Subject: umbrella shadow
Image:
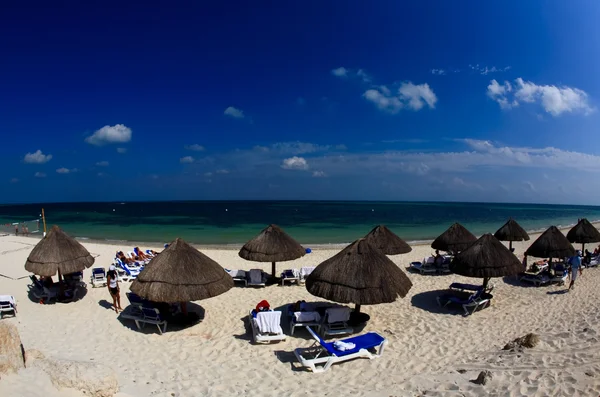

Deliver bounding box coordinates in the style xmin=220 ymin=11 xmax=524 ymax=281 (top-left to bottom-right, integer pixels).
xmin=410 ymin=290 xmax=466 ymax=316
xmin=116 ymin=302 xmax=206 ymax=334
xmin=26 ymin=284 xmax=88 ymax=304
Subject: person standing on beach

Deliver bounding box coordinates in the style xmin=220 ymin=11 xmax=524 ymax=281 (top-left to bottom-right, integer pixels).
xmin=568 ymin=250 xmax=583 ymax=291
xmin=107 ymin=265 xmax=122 ymax=313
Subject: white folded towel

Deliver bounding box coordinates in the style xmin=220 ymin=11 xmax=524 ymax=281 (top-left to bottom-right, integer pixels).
xmin=300 ymin=267 xmax=315 ymax=278
xmin=294 ymin=311 xmax=321 ymax=323
xmin=333 ymin=341 xmax=355 ymax=351
xmin=255 ymin=311 xmax=283 ymax=334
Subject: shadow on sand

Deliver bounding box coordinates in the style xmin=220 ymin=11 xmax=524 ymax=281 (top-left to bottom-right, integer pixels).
xmin=116 ymin=302 xmax=205 ymax=334
xmin=410 ymin=290 xmax=466 ymax=316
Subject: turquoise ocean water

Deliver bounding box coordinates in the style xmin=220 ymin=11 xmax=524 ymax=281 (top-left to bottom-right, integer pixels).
xmin=1 ymin=201 xmax=599 ymax=246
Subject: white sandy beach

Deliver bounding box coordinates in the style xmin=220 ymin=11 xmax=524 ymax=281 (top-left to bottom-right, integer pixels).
xmin=1 ymin=229 xmax=600 ymax=397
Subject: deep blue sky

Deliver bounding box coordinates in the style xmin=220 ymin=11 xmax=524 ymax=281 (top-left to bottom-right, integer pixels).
xmin=2 ymin=1 xmax=600 ymax=204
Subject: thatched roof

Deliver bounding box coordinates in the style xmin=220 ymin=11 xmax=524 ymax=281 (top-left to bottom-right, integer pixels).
xmin=525 ymin=226 xmax=575 ymax=258
xmin=364 ymin=225 xmax=412 ymax=255
xmin=494 ymin=219 xmax=530 ymax=242
xmin=305 ymin=238 xmax=412 ymax=305
xmin=238 ymin=224 xmax=305 ymax=262
xmin=567 ymin=218 xmax=600 ymax=244
xmin=25 ymin=225 xmax=94 ymax=277
xmin=431 ymin=223 xmax=477 ymax=253
xmin=131 ymin=238 xmax=233 ymax=303
xmin=450 ymin=234 xmax=523 ymax=278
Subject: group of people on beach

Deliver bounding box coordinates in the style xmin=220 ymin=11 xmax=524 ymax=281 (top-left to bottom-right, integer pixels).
xmin=521 ymin=250 xmax=586 ymax=291
xmin=108 ymin=246 xmax=161 ymax=313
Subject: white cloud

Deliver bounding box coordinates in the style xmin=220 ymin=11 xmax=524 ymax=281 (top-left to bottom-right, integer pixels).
xmin=180 ymin=156 xmax=194 ymax=164
xmin=431 ymin=69 xmax=446 ymax=75
xmin=524 ymin=181 xmax=536 ymax=192
xmin=331 ymin=67 xmax=370 ymax=82
xmin=331 ymin=67 xmax=348 ymax=77
xmin=10 ymin=178 xmax=18 ymax=183
xmin=85 ymin=124 xmax=132 ymax=145
xmin=356 ymin=69 xmax=371 ymax=83
xmin=364 ymin=82 xmax=437 ymax=113
xmin=34 ymin=172 xmax=46 ymax=178
xmin=97 ymin=172 xmax=106 ymax=177
xmin=116 ymin=147 xmax=127 ymax=154
xmin=96 ymin=161 xmax=109 ymax=167
xmin=224 ymin=106 xmax=245 ymax=119
xmin=399 ymin=82 xmax=438 ymax=110
xmin=204 ymin=172 xmax=213 ymax=177
xmin=56 ymin=167 xmax=77 ymax=174
xmin=185 ymin=144 xmax=205 ymax=152
xmin=24 ymin=150 xmax=52 ymax=164
xmin=312 ymin=170 xmax=326 ymax=177
xmin=470 ymin=64 xmax=511 ymax=75
xmin=215 ymin=169 xmax=229 ymax=174
xmin=487 ymin=78 xmax=593 ymax=116
xmin=281 ymin=156 xmax=309 ymax=170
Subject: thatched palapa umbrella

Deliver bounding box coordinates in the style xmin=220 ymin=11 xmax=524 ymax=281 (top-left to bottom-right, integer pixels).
xmin=525 ymin=226 xmax=575 ymax=259
xmin=494 ymin=218 xmax=530 ymax=250
xmin=451 ymin=234 xmax=523 ymax=290
xmin=25 ymin=225 xmax=94 ymax=278
xmin=431 ymin=223 xmax=477 ymax=254
xmin=239 ymin=224 xmax=305 ymax=278
xmin=131 ymin=238 xmax=233 ymax=304
xmin=364 ymin=225 xmax=412 ymax=255
xmin=306 ymin=238 xmax=412 ymax=315
xmin=567 ymin=218 xmax=600 ymax=252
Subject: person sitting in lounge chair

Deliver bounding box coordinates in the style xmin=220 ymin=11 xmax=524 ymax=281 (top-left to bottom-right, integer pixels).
xmin=433 ymin=250 xmax=444 ymax=269
xmin=134 ymin=247 xmax=150 ymax=260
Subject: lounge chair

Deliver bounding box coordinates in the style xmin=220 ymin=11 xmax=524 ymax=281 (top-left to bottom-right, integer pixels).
xmin=437 ymin=289 xmax=492 ymax=315
xmin=246 ymin=269 xmax=267 ymax=287
xmin=63 ymin=271 xmax=83 ymax=283
xmin=249 ymin=310 xmax=286 ymax=343
xmin=91 ymin=267 xmax=107 ymax=288
xmin=439 ymin=256 xmax=453 ymax=274
xmin=520 ymin=271 xmax=553 ymax=287
xmin=225 ymin=269 xmax=248 ymax=286
xmin=586 ymin=256 xmax=599 ymax=268
xmin=28 ymin=276 xmax=58 ymax=303
xmin=0 ymin=295 xmax=17 ymax=318
xmin=280 ymin=269 xmax=300 ymax=286
xmin=321 ymin=307 xmax=353 ymax=337
xmin=134 ymin=307 xmax=168 ymax=334
xmin=299 ymin=267 xmax=315 ymax=283
xmin=294 ymin=326 xmax=387 ymax=373
xmin=288 ymin=304 xmax=322 ymax=335
xmin=115 ymin=258 xmax=140 ymax=279
xmin=409 ymin=257 xmax=438 ymax=275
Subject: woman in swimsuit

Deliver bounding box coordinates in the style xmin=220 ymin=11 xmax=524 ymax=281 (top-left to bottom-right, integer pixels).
xmin=107 ymin=265 xmax=123 ymax=313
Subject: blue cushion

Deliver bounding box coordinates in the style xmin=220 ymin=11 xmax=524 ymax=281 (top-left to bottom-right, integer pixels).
xmin=320 ymin=332 xmax=385 ymax=357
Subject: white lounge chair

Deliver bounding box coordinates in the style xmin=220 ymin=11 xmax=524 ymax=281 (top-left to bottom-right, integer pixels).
xmin=409 ymin=257 xmax=438 ymax=275
xmin=246 ymin=269 xmax=267 ymax=287
xmin=288 ymin=304 xmax=322 ymax=335
xmin=322 ymin=307 xmax=353 ymax=337
xmin=0 ymin=295 xmax=17 ymax=318
xmin=280 ymin=269 xmax=300 ymax=286
xmin=91 ymin=267 xmax=107 ymax=287
xmin=250 ymin=310 xmax=286 ymax=343
xmin=294 ymin=326 xmax=387 ymax=373
xmin=135 ymin=307 xmax=168 ymax=334
xmin=299 ymin=267 xmax=315 ymax=283
xmin=226 ymin=269 xmax=248 ymax=286
xmin=115 ymin=258 xmax=140 ymax=280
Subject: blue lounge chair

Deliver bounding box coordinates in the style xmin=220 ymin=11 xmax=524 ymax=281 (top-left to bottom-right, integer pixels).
xmin=294 ymin=326 xmax=387 ymax=373
xmin=91 ymin=267 xmax=107 ymax=287
xmin=280 ymin=269 xmax=299 ymax=286
xmin=437 ymin=289 xmax=492 ymax=315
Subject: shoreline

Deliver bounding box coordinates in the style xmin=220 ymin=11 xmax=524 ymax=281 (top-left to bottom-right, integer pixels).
xmin=5 ymin=220 xmax=598 ymax=251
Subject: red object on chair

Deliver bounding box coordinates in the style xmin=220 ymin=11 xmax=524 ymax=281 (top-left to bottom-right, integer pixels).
xmin=255 ymin=300 xmax=270 ymax=312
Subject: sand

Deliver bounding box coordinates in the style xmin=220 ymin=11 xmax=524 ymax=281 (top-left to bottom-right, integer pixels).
xmin=1 ymin=230 xmax=600 ymax=397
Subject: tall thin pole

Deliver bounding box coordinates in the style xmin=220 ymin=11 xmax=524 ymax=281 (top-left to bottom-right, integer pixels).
xmin=41 ymin=208 xmax=47 ymax=236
